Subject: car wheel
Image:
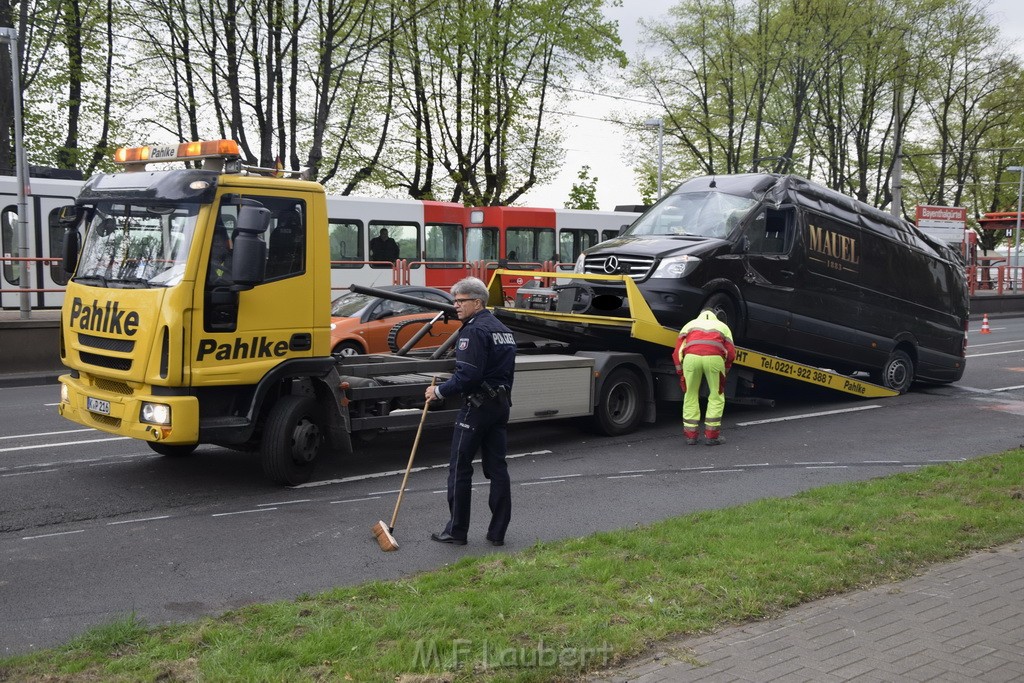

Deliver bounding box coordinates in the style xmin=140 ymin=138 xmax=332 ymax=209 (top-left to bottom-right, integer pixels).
xmin=703 ymin=292 xmax=741 ymax=338
xmin=877 ymin=349 xmax=915 ymax=394
xmin=261 ymin=395 xmax=323 ymax=485
xmin=332 ymin=341 xmax=363 ymax=357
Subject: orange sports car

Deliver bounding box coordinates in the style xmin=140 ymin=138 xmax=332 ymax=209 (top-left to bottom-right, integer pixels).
xmin=329 ymin=285 xmax=460 ymax=356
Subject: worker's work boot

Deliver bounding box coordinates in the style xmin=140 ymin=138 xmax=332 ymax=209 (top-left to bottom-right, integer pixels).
xmin=704 ymin=430 xmax=724 ymax=446
xmin=684 ymin=429 xmax=699 ymax=446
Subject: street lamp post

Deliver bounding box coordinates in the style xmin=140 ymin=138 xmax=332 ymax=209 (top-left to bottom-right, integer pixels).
xmin=644 ymin=117 xmax=663 ymax=199
xmin=1008 ymin=166 xmax=1024 ymax=287
xmin=0 ymin=28 xmax=32 ymax=318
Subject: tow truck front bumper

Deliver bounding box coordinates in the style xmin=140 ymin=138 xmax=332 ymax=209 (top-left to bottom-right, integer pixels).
xmin=58 ymin=373 xmax=200 ymax=444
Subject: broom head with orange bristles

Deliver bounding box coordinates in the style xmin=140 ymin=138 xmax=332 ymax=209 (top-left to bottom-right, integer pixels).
xmin=372 ymin=519 xmax=399 ymax=551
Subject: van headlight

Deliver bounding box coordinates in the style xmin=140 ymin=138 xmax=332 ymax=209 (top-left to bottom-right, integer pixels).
xmin=140 ymin=402 xmax=171 ymax=425
xmin=650 ymin=255 xmax=701 ymax=278
xmin=573 ymin=254 xmax=586 ymax=273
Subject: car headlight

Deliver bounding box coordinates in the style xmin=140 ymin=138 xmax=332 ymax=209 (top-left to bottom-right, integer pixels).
xmin=573 ymin=254 xmax=586 ymax=273
xmin=650 ymin=254 xmax=701 ymax=278
xmin=140 ymin=402 xmax=171 ymax=425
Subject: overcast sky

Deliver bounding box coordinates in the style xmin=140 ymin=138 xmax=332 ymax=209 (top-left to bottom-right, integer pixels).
xmin=526 ymin=0 xmax=1024 ymax=211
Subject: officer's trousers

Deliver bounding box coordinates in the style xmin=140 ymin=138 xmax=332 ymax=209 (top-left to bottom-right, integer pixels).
xmin=682 ymin=353 xmax=727 ymax=439
xmin=444 ymin=399 xmax=512 ymax=542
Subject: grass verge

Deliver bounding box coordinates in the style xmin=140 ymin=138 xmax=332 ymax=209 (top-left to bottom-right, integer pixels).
xmin=3 ymin=451 xmax=1024 ymax=682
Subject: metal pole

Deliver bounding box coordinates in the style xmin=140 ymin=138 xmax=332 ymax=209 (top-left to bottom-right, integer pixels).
xmin=0 ymin=28 xmax=32 ymax=318
xmin=645 ymin=118 xmax=664 ymax=199
xmin=1016 ymin=169 xmax=1023 ymax=287
xmin=655 ymin=119 xmax=663 ymax=200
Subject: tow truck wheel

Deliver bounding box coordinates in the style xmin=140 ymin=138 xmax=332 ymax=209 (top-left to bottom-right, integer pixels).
xmin=590 ymin=367 xmax=644 ymax=436
xmin=262 ymin=395 xmax=323 ymax=485
xmin=877 ymin=349 xmax=915 ymax=394
xmin=147 ymin=443 xmax=198 ymax=457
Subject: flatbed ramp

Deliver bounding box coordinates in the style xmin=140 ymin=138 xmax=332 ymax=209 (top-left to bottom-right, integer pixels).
xmin=488 ymin=270 xmax=898 ymax=399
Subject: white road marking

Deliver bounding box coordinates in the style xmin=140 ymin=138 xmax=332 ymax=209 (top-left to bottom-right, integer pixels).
xmin=295 ymin=449 xmax=553 ymax=488
xmin=0 ymin=428 xmax=95 ymax=441
xmin=607 ymin=474 xmax=644 ymax=480
xmin=211 ymin=507 xmax=277 ymax=517
xmin=330 ymin=496 xmax=382 ymax=504
xmin=701 ymin=469 xmax=743 ymax=474
xmin=107 ymin=515 xmax=171 ymax=525
xmin=0 ymin=436 xmax=130 ymax=453
xmin=22 ymin=529 xmax=85 ymax=541
xmin=1 ymin=468 xmax=58 ymax=477
xmin=258 ymin=499 xmax=311 ymax=507
xmin=737 ymin=405 xmax=881 ymax=427
xmin=966 ymin=349 xmax=1024 ymax=358
xmin=521 ymin=479 xmax=565 ymax=486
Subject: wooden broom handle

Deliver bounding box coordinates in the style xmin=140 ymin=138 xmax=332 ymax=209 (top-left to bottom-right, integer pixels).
xmin=389 ymin=376 xmax=436 ymax=529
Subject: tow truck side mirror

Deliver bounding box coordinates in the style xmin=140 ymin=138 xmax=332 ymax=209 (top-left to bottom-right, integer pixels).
xmin=58 ymin=205 xmax=83 ymax=275
xmin=232 ymin=204 xmax=270 ymax=286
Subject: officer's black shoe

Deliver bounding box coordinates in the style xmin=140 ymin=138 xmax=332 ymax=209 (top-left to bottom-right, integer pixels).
xmin=486 ymin=536 xmax=505 ymax=547
xmin=430 ymin=531 xmax=467 ymax=545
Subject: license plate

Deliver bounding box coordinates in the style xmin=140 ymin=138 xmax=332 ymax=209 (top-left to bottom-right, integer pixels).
xmin=87 ymin=397 xmax=111 ymax=415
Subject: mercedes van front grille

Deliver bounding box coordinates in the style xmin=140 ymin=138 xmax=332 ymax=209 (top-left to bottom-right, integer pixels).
xmin=580 ymin=254 xmax=655 ymax=280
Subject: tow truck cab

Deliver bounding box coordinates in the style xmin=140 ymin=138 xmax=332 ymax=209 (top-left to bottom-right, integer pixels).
xmin=57 ymin=141 xmax=341 ymax=472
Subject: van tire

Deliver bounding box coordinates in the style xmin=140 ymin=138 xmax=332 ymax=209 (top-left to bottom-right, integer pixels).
xmin=148 ymin=443 xmax=197 ymax=457
xmin=262 ymin=395 xmax=323 ymax=485
xmin=590 ymin=367 xmax=644 ymax=436
xmin=878 ymin=349 xmax=914 ymax=394
xmin=704 ymin=293 xmax=740 ymax=335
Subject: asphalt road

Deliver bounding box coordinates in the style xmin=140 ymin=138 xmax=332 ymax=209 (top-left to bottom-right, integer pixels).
xmin=3 ymin=315 xmax=1024 ymax=655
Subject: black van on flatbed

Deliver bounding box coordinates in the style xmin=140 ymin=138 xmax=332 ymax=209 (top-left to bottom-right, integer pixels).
xmin=574 ymin=173 xmax=968 ymax=393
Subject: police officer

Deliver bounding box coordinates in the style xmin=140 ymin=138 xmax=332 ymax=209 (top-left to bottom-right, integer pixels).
xmin=673 ymin=308 xmax=736 ymax=446
xmin=425 ymin=276 xmax=516 ymax=546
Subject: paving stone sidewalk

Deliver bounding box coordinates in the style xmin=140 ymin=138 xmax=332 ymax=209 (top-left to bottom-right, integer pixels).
xmin=590 ymin=540 xmax=1024 ymax=682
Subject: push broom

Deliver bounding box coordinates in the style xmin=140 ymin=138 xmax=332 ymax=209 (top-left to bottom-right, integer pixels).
xmin=372 ymin=376 xmax=436 ymax=551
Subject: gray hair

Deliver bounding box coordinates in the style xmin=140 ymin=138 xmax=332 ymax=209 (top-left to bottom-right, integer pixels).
xmin=450 ymin=276 xmax=489 ymax=303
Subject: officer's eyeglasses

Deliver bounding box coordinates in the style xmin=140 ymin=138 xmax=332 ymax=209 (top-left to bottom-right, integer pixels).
xmin=453 ymin=298 xmax=477 ymax=305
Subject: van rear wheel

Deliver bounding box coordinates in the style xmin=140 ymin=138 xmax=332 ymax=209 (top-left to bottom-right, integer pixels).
xmin=878 ymin=350 xmax=914 ymax=394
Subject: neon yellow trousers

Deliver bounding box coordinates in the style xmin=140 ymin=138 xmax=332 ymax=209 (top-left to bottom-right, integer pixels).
xmin=682 ymin=353 xmax=726 ymax=439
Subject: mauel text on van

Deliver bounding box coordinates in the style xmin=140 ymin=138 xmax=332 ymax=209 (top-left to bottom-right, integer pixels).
xmin=808 ymin=224 xmax=859 ymax=265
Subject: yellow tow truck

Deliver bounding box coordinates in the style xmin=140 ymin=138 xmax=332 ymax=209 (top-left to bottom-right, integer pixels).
xmin=55 ymin=140 xmax=895 ymax=486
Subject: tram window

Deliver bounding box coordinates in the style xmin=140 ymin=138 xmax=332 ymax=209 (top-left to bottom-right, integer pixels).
xmin=466 ymin=227 xmax=499 ymax=262
xmin=48 ymin=207 xmax=72 ymax=285
xmin=330 ymin=219 xmax=363 ymax=268
xmin=425 ymin=222 xmax=463 ymax=268
xmin=1 ymin=205 xmax=18 ymax=285
xmin=506 ymin=227 xmax=555 ymax=263
xmin=369 ymin=221 xmax=419 ymax=268
xmin=559 ymin=228 xmax=598 ymax=263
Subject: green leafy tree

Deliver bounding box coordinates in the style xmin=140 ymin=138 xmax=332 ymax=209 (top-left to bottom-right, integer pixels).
xmin=565 ymin=164 xmax=599 ymax=209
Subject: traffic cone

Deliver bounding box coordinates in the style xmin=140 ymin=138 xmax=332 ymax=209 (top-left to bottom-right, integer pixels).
xmin=981 ymin=313 xmax=991 ymax=334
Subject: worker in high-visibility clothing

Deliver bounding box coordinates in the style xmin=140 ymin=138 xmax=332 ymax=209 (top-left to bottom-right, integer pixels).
xmin=672 ymin=309 xmax=736 ymax=446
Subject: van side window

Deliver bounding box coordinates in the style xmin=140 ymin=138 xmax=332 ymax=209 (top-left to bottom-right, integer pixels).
xmin=746 ymin=209 xmax=791 ymax=254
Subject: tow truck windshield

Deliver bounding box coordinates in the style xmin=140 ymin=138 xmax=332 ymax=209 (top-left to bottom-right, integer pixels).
xmin=75 ymin=202 xmax=200 ymax=288
xmin=626 ymin=191 xmax=758 ymax=239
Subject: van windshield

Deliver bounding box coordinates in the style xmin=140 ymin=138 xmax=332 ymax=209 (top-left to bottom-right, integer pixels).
xmin=626 ymin=191 xmax=758 ymax=239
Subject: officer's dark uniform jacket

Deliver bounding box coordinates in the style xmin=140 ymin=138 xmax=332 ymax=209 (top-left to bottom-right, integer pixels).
xmin=435 ymin=308 xmax=516 ymax=403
